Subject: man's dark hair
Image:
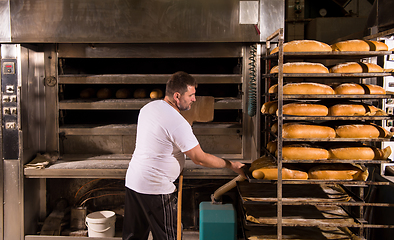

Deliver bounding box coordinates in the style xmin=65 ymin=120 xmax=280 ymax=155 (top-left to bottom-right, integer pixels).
xmin=166 ymin=71 xmax=197 ymax=97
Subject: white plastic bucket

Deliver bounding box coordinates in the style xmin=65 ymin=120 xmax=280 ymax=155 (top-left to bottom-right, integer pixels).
xmin=85 ymin=210 xmax=116 ymax=237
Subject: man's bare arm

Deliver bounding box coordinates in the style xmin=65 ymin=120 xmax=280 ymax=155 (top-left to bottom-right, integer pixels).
xmin=184 ymin=144 xmax=245 ymax=177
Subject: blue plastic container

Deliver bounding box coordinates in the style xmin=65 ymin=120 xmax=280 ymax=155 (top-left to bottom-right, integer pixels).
xmin=199 ymin=202 xmax=236 ymax=240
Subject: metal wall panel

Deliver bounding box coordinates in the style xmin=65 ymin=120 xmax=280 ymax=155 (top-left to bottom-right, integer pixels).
xmin=0 ymin=0 xmax=11 ymax=43
xmin=5 ymin=0 xmax=284 ymax=43
xmin=3 ymin=160 xmax=21 ymax=240
xmin=260 ymin=0 xmax=285 ymax=42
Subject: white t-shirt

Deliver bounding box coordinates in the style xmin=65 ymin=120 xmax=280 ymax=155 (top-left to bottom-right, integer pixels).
xmin=125 ymin=100 xmax=199 ymax=194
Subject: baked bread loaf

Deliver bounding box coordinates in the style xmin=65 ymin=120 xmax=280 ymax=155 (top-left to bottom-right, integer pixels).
xmin=115 ymin=88 xmax=131 ymax=99
xmin=277 ymin=122 xmax=336 ymax=138
xmin=328 ymin=145 xmax=391 ymax=160
xmin=252 ymin=165 xmax=308 ymax=180
xmin=331 ymin=40 xmax=370 ymax=52
xmin=261 ymin=101 xmax=278 ymax=114
xmin=80 ymin=88 xmax=96 ymax=99
xmin=96 ymin=88 xmax=112 ymax=99
xmin=268 ymin=84 xmax=278 ymax=93
xmin=334 ymin=83 xmax=386 ymax=94
xmin=250 ymin=156 xmax=308 ymax=180
xmin=283 ymin=103 xmax=328 ymax=116
xmin=266 ymin=141 xmax=277 ymax=154
xmin=330 ymin=62 xmax=383 ymax=73
xmin=308 ymin=164 xmax=368 ymax=180
xmin=133 ymin=88 xmax=146 ymax=98
xmin=269 ymin=82 xmax=334 ymax=95
xmin=280 ymin=144 xmax=329 ymax=160
xmin=270 ymin=40 xmax=331 ymax=55
xmin=270 ymin=62 xmax=329 ymax=74
xmin=366 ymin=40 xmax=389 ymax=51
xmin=335 ymin=123 xmax=389 ymax=138
xmin=328 ymin=103 xmax=385 ymax=116
xmin=150 ymin=89 xmax=163 ymax=99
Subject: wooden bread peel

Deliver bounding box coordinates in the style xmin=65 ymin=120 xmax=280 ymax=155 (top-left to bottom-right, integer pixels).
xmin=181 ymin=96 xmax=214 ymax=126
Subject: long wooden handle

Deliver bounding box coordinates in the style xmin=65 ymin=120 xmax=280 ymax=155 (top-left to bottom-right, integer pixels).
xmin=212 ymin=175 xmax=245 ymax=202
xmin=177 ymin=173 xmax=183 ymax=240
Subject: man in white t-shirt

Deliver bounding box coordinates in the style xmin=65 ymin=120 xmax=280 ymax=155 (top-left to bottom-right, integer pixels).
xmin=123 ymin=71 xmax=245 ymax=240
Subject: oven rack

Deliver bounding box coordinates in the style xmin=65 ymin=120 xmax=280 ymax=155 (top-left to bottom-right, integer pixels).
xmin=263 ymin=50 xmax=394 ymax=60
xmin=58 ymin=97 xmax=242 ymax=110
xmin=242 ymin=164 xmax=389 ymax=186
xmin=58 ymin=73 xmax=242 ymax=84
xmin=24 ymin=155 xmax=240 ymax=179
xmin=261 ymin=147 xmax=393 ymax=164
xmin=263 ymin=72 xmax=394 ymax=78
xmin=59 ymin=122 xmax=241 ymax=136
xmin=263 ymin=115 xmax=394 ymax=121
xmin=266 ymin=93 xmax=394 ymax=99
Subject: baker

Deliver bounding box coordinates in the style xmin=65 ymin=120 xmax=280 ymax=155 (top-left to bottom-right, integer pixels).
xmin=122 ymin=71 xmax=245 ymax=240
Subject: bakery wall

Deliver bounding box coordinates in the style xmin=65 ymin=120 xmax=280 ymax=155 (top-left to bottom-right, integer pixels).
xmin=286 ymin=0 xmax=375 ymax=43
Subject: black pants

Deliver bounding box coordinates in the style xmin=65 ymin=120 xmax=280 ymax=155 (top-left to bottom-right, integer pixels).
xmin=122 ymin=187 xmax=178 ymax=240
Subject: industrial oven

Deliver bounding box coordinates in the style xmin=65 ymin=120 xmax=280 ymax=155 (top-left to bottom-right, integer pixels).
xmin=0 ymin=0 xmax=284 ymax=239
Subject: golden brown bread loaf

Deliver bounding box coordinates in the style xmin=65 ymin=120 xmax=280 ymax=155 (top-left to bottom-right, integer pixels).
xmin=115 ymin=88 xmax=131 ymax=99
xmin=278 ymin=122 xmax=336 ymax=138
xmin=96 ymin=88 xmax=112 ymax=99
xmin=366 ymin=40 xmax=389 ymax=51
xmin=331 ymin=39 xmax=370 ymax=52
xmin=308 ymin=164 xmax=368 ymax=180
xmin=250 ymin=156 xmax=308 ymax=180
xmin=335 ymin=123 xmax=389 ymax=138
xmin=270 ymin=62 xmax=329 ymax=74
xmin=328 ymin=103 xmax=384 ymax=116
xmin=261 ymin=101 xmax=278 ymax=114
xmin=270 ymin=40 xmax=332 ymax=55
xmin=283 ymin=103 xmax=328 ymax=116
xmin=150 ymin=89 xmax=163 ymax=99
xmin=133 ymin=88 xmax=147 ymax=98
xmin=268 ymin=84 xmax=278 ymax=93
xmin=269 ymin=82 xmax=334 ymax=95
xmin=80 ymin=88 xmax=96 ymax=99
xmin=252 ymin=166 xmax=308 ymax=180
xmin=334 ymin=83 xmax=386 ymax=94
xmin=330 ymin=62 xmax=383 ymax=73
xmin=280 ymin=144 xmax=329 ymax=160
xmin=266 ymin=141 xmax=277 ymax=154
xmin=328 ymin=145 xmax=391 ymax=160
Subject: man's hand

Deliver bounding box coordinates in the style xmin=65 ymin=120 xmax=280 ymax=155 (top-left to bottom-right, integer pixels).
xmin=226 ymin=160 xmax=246 ymax=178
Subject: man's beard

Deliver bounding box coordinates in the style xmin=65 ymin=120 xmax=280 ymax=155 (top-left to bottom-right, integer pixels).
xmin=177 ymin=102 xmax=191 ymax=111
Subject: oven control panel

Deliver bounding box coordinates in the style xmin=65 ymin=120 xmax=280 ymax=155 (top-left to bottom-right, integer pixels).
xmin=1 ymin=59 xmax=19 ymax=159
